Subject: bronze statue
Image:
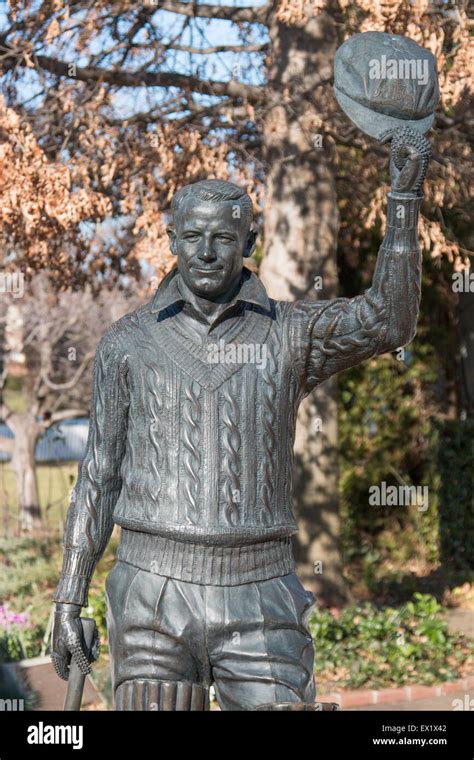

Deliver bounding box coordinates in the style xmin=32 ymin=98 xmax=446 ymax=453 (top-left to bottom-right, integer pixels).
xmin=51 ymin=32 xmax=438 ymax=711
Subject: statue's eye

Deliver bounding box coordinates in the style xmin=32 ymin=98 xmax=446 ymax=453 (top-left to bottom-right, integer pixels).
xmin=183 ymin=232 xmax=200 ymax=241
xmin=217 ymin=235 xmax=233 ymax=243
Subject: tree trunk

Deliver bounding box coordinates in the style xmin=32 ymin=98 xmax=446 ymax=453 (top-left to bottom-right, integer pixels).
xmin=458 ymin=288 xmax=474 ymax=418
xmin=8 ymin=411 xmax=42 ymax=531
xmin=259 ymin=5 xmax=348 ymax=604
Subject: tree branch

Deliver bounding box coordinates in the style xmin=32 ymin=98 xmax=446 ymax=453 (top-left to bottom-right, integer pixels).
xmin=0 ymin=365 xmax=8 ymax=392
xmin=168 ymin=42 xmax=268 ymax=54
xmin=39 ymin=350 xmax=94 ymax=392
xmin=0 ymin=402 xmax=12 ymax=422
xmin=155 ymin=0 xmax=270 ymax=24
xmin=1 ymin=48 xmax=265 ymax=103
xmin=48 ymin=408 xmax=89 ymax=423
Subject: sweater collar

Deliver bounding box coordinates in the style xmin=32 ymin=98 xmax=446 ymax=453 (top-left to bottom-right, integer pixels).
xmin=150 ymin=266 xmax=271 ymax=315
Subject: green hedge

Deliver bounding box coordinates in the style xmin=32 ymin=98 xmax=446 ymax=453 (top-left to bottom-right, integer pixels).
xmin=309 ymin=592 xmax=473 ymax=690
xmin=435 ymin=419 xmax=474 ymax=571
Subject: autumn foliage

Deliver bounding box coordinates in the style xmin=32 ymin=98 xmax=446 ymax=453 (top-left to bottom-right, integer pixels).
xmin=0 ymin=0 xmax=471 ymax=288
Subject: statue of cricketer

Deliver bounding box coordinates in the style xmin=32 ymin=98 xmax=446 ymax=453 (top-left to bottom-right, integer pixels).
xmin=51 ymin=32 xmax=438 ymax=711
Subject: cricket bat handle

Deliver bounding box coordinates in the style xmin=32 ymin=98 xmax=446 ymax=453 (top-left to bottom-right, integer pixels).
xmin=63 ymin=618 xmax=98 ymax=711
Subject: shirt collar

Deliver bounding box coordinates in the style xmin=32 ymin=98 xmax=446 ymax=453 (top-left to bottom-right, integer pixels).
xmin=150 ymin=266 xmax=271 ymax=315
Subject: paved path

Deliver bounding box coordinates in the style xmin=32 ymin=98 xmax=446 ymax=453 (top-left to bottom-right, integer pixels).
xmin=347 ymin=689 xmax=471 ymax=711
xmin=445 ymin=608 xmax=473 ymax=638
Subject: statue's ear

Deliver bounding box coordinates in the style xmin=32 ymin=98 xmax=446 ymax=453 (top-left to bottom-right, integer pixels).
xmin=167 ymin=225 xmax=177 ymax=256
xmin=244 ymin=229 xmax=257 ymax=258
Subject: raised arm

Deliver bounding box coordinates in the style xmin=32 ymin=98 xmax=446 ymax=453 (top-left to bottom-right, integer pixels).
xmin=290 ymin=128 xmax=430 ymax=396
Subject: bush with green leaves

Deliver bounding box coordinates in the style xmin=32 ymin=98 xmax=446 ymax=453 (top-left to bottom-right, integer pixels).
xmin=338 ymin=225 xmax=473 ymax=593
xmin=0 ymin=605 xmax=42 ymax=663
xmin=85 ymin=586 xmax=108 ymax=651
xmin=309 ymin=592 xmax=473 ymax=690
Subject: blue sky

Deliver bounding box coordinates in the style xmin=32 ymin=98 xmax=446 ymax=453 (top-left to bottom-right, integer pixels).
xmin=0 ymin=1 xmax=268 ymax=119
xmin=0 ymin=1 xmax=269 ymax=282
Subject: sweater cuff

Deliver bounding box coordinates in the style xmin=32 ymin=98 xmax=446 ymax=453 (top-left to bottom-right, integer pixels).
xmin=383 ymin=193 xmax=422 ymax=252
xmin=52 ymin=550 xmax=98 ymax=607
xmin=386 ymin=192 xmax=422 ymax=229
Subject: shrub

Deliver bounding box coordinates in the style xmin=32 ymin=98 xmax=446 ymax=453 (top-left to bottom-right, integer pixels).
xmin=0 ymin=605 xmax=42 ymax=663
xmin=309 ymin=592 xmax=474 ymax=690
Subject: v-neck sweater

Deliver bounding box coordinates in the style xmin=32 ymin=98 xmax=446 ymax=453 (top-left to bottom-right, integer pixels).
xmin=54 ymin=192 xmax=423 ymax=605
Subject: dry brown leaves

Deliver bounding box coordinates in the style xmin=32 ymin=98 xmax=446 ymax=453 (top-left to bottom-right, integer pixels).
xmin=0 ymin=94 xmax=111 ymax=285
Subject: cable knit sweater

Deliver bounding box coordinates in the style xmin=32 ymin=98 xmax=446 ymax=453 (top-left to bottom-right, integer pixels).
xmin=53 ymin=192 xmax=422 ymax=606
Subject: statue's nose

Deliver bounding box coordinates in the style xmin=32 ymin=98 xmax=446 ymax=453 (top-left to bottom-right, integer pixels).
xmin=199 ymin=243 xmax=216 ymax=261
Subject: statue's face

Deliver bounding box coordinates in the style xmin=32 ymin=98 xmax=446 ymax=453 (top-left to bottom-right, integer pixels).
xmin=169 ymin=198 xmax=255 ymax=299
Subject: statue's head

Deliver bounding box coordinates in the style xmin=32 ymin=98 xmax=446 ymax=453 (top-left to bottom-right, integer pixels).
xmin=168 ymin=179 xmax=256 ymax=300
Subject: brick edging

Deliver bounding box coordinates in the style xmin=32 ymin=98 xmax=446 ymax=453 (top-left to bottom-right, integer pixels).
xmin=319 ymin=675 xmax=474 ymax=708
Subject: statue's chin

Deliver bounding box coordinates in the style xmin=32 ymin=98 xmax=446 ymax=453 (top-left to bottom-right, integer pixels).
xmin=186 ymin=271 xmax=229 ymax=300
xmin=187 ymin=281 xmax=226 ymax=300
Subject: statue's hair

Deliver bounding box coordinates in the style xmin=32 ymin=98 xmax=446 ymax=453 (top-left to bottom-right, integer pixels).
xmin=171 ymin=179 xmax=253 ymax=227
